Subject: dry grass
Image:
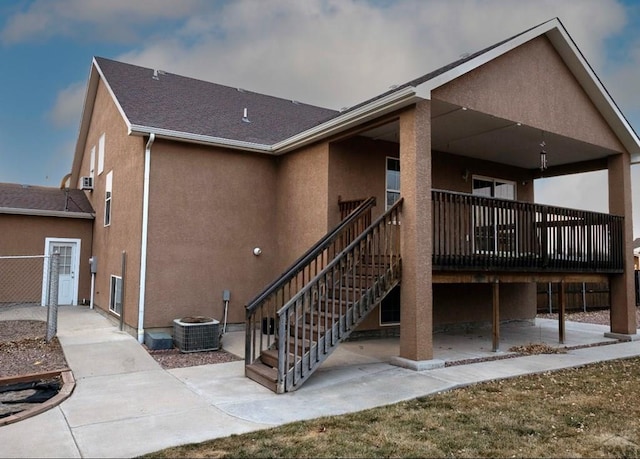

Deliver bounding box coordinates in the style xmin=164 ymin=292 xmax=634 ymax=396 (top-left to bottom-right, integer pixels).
xmin=145 ymin=357 xmax=640 ymax=458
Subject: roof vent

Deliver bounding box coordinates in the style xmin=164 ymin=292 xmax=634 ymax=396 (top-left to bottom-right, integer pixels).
xmin=291 ymin=100 xmax=300 ymax=105
xmin=389 ymin=84 xmax=398 ymax=89
xmin=152 ymin=69 xmax=166 ymax=80
xmin=242 ymin=108 xmax=251 ymax=123
xmin=237 ymin=88 xmax=246 ymax=93
xmin=340 ymin=107 xmax=349 ymax=112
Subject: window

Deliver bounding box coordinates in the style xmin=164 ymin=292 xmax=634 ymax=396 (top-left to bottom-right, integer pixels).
xmin=380 ymin=285 xmax=400 ymax=325
xmin=472 ymin=176 xmax=516 ymax=254
xmin=109 ymin=275 xmax=123 ymax=315
xmin=104 ymin=171 xmax=112 ymax=227
xmin=90 ymin=146 xmax=95 ymax=178
xmin=98 ymin=133 xmax=105 ymax=175
xmin=386 ymin=157 xmax=400 ymax=210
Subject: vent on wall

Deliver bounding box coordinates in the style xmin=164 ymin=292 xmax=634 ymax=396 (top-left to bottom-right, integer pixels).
xmin=80 ymin=176 xmax=93 ymax=191
xmin=173 ymin=317 xmax=220 ymax=352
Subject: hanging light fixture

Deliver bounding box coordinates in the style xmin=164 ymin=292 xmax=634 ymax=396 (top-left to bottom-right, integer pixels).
xmin=540 ymin=140 xmax=547 ymax=171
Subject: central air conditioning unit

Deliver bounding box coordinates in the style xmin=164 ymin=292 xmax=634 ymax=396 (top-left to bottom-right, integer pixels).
xmin=80 ymin=176 xmax=93 ymax=191
xmin=173 ymin=316 xmax=220 ymax=352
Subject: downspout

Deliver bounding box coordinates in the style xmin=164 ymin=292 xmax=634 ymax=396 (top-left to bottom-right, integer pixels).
xmin=137 ymin=133 xmax=155 ymax=343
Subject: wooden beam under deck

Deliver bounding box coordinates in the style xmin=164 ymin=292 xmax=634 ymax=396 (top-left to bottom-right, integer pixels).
xmin=492 ymin=281 xmax=500 ymax=352
xmin=432 ymin=272 xmax=610 ymax=284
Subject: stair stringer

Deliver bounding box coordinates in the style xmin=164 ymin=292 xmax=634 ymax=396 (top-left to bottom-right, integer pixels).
xmin=280 ymin=261 xmax=401 ymax=393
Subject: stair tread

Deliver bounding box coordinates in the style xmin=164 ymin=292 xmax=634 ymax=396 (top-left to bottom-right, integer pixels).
xmin=247 ymin=361 xmax=278 ymax=381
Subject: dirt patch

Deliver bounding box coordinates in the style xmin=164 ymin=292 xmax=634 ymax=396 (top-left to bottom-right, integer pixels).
xmin=508 ymin=342 xmax=568 ymax=355
xmin=0 ymin=321 xmax=68 ymax=378
xmin=146 ymin=347 xmax=242 ymax=370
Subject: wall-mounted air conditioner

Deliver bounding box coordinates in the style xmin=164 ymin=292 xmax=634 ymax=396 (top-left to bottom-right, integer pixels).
xmin=80 ymin=176 xmax=93 ymax=191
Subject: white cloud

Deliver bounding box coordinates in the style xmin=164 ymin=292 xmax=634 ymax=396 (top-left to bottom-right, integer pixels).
xmin=1 ymin=0 xmax=208 ymax=44
xmin=111 ymin=0 xmax=627 ymax=110
xmin=48 ymin=81 xmax=85 ymax=128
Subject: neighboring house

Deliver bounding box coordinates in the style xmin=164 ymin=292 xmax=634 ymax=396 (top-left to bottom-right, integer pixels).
xmin=0 ymin=183 xmax=94 ymax=306
xmin=634 ymin=238 xmax=640 ymax=270
xmin=58 ymin=17 xmax=640 ymax=392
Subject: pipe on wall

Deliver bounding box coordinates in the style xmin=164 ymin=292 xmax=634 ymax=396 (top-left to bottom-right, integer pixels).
xmin=137 ymin=133 xmax=155 ymax=343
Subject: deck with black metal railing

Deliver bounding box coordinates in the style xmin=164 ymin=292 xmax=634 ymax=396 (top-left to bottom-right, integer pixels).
xmin=432 ymin=189 xmax=624 ymax=273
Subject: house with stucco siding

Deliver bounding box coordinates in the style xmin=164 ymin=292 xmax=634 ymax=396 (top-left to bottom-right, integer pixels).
xmin=15 ymin=17 xmax=635 ymax=392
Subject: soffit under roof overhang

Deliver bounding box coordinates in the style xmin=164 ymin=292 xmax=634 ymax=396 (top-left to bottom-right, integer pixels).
xmin=359 ymin=100 xmax=623 ymax=171
xmin=359 ymin=19 xmax=640 ymax=169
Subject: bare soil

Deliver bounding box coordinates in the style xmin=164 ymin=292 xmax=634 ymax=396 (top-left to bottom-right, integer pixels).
xmin=145 ymin=347 xmax=241 ymax=369
xmin=0 ymin=321 xmax=67 ymax=378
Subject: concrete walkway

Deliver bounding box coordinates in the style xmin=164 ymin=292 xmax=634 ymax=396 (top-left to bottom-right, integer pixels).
xmin=1 ymin=305 xmax=639 ymax=458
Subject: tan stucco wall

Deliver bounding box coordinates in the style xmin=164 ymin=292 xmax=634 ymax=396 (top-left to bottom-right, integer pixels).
xmin=274 ymin=143 xmax=330 ymax=270
xmin=433 ymin=283 xmax=535 ymax=327
xmin=328 ymin=136 xmax=398 ymax=228
xmin=0 ymin=214 xmax=93 ymax=303
xmin=432 ymin=151 xmax=534 ymax=200
xmin=74 ymin=79 xmax=145 ymax=327
xmin=433 ymin=36 xmax=625 ymax=153
xmin=144 ymin=141 xmax=278 ymax=327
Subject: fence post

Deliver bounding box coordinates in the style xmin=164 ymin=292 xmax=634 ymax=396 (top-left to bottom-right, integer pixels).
xmin=46 ymin=252 xmax=60 ymax=342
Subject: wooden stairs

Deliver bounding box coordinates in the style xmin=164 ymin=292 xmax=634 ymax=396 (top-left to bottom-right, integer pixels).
xmin=245 ymin=198 xmax=403 ymax=393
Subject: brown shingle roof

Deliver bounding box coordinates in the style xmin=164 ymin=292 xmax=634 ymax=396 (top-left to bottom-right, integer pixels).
xmin=95 ymin=57 xmax=339 ymax=145
xmin=0 ymin=183 xmax=94 ymax=215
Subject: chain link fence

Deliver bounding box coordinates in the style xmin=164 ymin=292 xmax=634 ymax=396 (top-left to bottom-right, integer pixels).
xmin=0 ymin=254 xmax=60 ymax=341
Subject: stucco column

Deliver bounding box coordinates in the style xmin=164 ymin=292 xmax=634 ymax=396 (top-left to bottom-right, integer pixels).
xmin=394 ymin=100 xmax=436 ymax=367
xmin=607 ymin=153 xmax=637 ymax=337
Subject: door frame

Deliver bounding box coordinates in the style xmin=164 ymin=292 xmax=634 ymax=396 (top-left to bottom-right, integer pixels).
xmin=41 ymin=237 xmax=82 ymax=306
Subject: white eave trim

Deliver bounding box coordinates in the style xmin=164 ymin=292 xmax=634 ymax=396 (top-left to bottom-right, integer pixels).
xmin=0 ymin=207 xmax=95 ymax=219
xmin=128 ymin=85 xmax=418 ymax=155
xmin=128 ymin=125 xmax=272 ymax=153
xmin=273 ymin=86 xmax=418 ymax=153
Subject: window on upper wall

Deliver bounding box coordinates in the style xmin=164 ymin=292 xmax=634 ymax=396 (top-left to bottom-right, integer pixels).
xmin=98 ymin=133 xmax=105 ymax=175
xmin=109 ymin=275 xmax=122 ymax=315
xmin=90 ymin=146 xmax=95 ymax=178
xmin=386 ymin=157 xmax=400 ymax=210
xmin=104 ymin=171 xmax=112 ymax=227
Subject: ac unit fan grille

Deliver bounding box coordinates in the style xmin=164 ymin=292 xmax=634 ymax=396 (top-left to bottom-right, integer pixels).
xmin=173 ymin=317 xmax=220 ymax=353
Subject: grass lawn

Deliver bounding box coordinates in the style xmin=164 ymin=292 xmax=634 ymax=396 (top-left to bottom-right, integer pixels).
xmin=145 ymin=357 xmax=640 ymax=458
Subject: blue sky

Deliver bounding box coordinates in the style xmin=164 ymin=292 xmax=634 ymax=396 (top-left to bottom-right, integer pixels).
xmin=0 ymin=0 xmax=639 ymax=236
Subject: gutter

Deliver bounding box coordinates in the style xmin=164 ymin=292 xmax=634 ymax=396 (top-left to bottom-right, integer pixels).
xmin=272 ymin=86 xmax=418 ymax=153
xmin=137 ymin=133 xmax=154 ymax=344
xmin=0 ymin=207 xmax=94 ymax=219
xmin=126 ymin=86 xmax=419 ymax=155
xmin=128 ymin=125 xmax=272 ymax=154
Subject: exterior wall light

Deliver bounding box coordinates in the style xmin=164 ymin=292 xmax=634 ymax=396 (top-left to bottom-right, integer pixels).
xmin=253 ymin=247 xmax=262 ymax=256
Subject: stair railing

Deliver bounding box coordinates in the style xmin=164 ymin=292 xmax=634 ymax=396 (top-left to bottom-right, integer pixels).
xmin=245 ymin=197 xmax=376 ymax=368
xmin=276 ymin=198 xmax=403 ymax=392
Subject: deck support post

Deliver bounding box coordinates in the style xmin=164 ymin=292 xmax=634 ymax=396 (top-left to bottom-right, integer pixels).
xmin=397 ymin=100 xmax=434 ymax=364
xmin=607 ymin=153 xmax=637 ymax=336
xmin=558 ymin=281 xmax=566 ymax=344
xmin=492 ymin=281 xmax=500 ymax=352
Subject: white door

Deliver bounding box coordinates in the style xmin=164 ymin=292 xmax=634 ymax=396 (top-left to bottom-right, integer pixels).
xmin=42 ymin=238 xmax=81 ymax=306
